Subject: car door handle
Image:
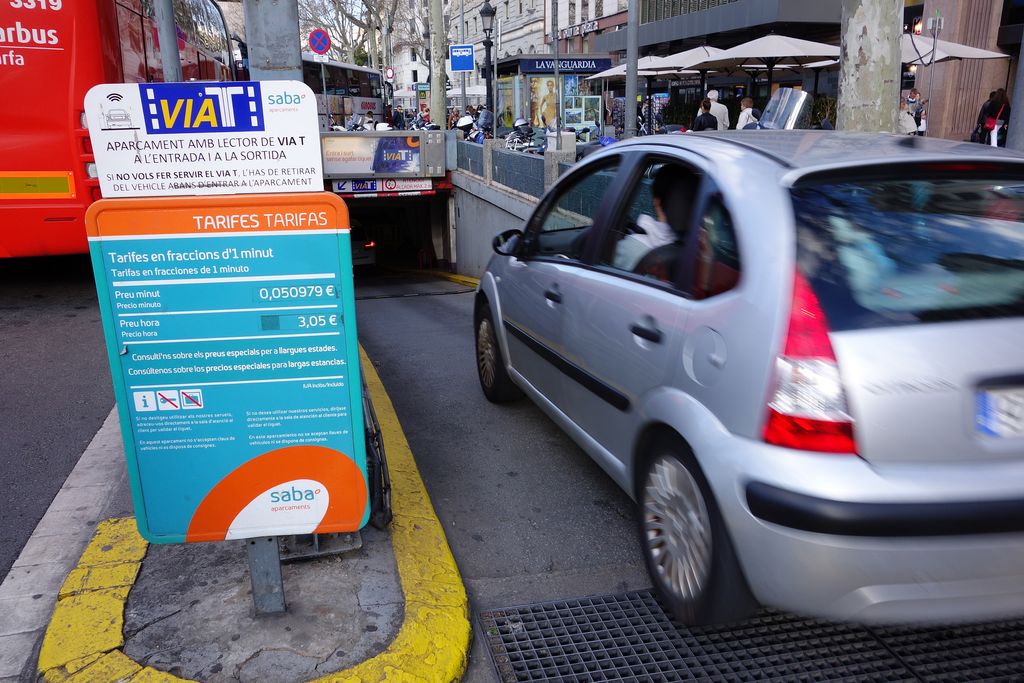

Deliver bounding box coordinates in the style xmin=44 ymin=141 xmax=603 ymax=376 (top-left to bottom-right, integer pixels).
xmin=630 ymin=322 xmax=663 ymax=344
xmin=544 ymin=289 xmax=562 ymax=304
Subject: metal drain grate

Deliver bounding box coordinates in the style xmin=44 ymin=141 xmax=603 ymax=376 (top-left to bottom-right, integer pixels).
xmin=873 ymin=618 xmax=1024 ymax=682
xmin=478 ymin=590 xmax=1024 ymax=682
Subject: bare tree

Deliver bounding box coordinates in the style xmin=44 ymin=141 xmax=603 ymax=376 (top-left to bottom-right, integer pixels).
xmin=297 ymin=0 xmax=368 ymax=62
xmin=297 ymin=0 xmax=425 ymax=67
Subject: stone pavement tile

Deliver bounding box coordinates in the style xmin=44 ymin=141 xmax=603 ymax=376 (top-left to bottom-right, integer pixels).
xmin=0 ymin=594 xmax=57 ymax=636
xmin=30 ymin=510 xmax=102 ymax=539
xmin=11 ymin=534 xmax=84 ymax=569
xmin=43 ymin=484 xmax=111 ymax=515
xmin=0 ymin=563 xmax=68 ymax=600
xmin=0 ymin=631 xmax=40 ymax=678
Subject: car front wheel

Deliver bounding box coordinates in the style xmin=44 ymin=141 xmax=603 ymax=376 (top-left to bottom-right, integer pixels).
xmin=475 ymin=301 xmax=522 ymax=403
xmin=638 ymin=435 xmax=756 ymax=625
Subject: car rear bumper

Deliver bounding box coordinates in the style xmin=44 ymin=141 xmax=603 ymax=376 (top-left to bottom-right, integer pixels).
xmin=746 ymin=481 xmax=1024 ymax=537
xmin=698 ymin=432 xmax=1024 ymax=623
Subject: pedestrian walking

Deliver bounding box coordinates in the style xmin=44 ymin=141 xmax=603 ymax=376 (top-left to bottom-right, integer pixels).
xmin=736 ymin=97 xmax=758 ymax=130
xmin=898 ymin=100 xmax=919 ymax=135
xmin=691 ymin=99 xmax=719 ymax=132
xmin=981 ymin=88 xmax=1010 ymax=147
xmin=707 ymin=90 xmax=731 ymax=131
xmin=392 ymin=105 xmax=406 ymax=130
xmin=972 ymin=91 xmax=996 ymax=143
xmin=906 ymin=88 xmax=926 ymax=133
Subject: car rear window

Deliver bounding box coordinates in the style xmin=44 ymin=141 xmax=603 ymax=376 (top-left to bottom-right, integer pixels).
xmin=792 ymin=173 xmax=1024 ymax=330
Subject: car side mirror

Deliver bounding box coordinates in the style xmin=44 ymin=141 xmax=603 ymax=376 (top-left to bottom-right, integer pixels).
xmin=492 ymin=229 xmax=523 ymax=257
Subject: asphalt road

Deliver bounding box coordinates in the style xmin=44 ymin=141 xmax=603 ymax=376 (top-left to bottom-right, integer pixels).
xmin=0 ymin=255 xmax=114 ymax=577
xmin=354 ymin=271 xmax=651 ymax=681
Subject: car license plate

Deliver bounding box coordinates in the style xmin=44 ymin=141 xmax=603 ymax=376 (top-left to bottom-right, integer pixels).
xmin=976 ymin=388 xmax=1024 ymax=438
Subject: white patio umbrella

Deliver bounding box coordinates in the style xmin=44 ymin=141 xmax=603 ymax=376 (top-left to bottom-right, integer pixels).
xmin=689 ymin=34 xmax=840 ymax=93
xmin=901 ymin=33 xmax=1008 ymax=65
xmin=648 ymin=45 xmax=727 ymax=93
xmin=585 ymin=64 xmax=660 ymax=80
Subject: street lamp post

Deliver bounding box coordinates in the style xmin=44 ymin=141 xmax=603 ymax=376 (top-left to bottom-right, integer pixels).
xmin=480 ymin=0 xmax=496 ymax=118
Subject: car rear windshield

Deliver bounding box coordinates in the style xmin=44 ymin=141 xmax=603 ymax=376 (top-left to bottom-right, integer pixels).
xmin=791 ymin=172 xmax=1024 ymax=331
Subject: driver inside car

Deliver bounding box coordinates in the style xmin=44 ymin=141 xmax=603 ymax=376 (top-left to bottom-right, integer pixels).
xmin=612 ymin=164 xmax=695 ymax=274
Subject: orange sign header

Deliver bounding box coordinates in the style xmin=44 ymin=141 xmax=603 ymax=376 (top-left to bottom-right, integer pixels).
xmin=85 ymin=192 xmax=349 ymax=238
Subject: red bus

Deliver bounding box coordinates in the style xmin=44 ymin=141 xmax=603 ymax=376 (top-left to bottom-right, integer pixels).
xmin=0 ymin=0 xmax=232 ymax=258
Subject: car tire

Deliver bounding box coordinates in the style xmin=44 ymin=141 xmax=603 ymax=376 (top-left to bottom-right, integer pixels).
xmin=475 ymin=300 xmax=522 ymax=403
xmin=637 ymin=434 xmax=756 ymax=625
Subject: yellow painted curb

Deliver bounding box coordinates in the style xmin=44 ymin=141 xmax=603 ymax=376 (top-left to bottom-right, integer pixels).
xmin=385 ymin=267 xmax=480 ymax=289
xmin=38 ymin=347 xmax=469 ymax=683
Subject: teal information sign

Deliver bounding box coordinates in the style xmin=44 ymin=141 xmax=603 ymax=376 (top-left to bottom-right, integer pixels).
xmin=86 ymin=193 xmax=369 ymax=543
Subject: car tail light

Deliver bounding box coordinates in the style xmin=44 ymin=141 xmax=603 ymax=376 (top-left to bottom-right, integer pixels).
xmin=363 ymin=241 xmax=376 ymax=249
xmin=763 ymin=271 xmax=857 ymax=454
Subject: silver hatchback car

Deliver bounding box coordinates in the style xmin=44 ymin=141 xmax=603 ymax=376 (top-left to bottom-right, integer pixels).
xmin=474 ymin=131 xmax=1024 ymax=625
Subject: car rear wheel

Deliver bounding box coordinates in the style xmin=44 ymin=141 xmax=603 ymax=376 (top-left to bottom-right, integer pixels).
xmin=475 ymin=301 xmax=522 ymax=403
xmin=638 ymin=435 xmax=756 ymax=625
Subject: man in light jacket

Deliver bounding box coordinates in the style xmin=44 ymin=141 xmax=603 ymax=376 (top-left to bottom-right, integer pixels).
xmin=707 ymin=90 xmax=731 ymax=131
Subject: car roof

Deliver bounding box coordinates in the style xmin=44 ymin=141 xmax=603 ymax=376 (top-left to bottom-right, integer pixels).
xmin=625 ymin=130 xmax=1024 ymax=173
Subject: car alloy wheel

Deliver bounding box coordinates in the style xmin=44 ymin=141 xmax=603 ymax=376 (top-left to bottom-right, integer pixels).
xmin=642 ymin=454 xmax=713 ymax=602
xmin=474 ymin=300 xmax=522 ymax=403
xmin=477 ymin=317 xmax=498 ymax=390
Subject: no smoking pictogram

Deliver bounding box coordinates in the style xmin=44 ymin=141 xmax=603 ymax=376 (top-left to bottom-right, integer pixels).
xmin=309 ymin=29 xmax=331 ymax=55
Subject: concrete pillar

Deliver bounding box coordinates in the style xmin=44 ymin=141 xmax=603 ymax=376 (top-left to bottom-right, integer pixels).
xmin=544 ymin=141 xmax=574 ymax=188
xmin=482 ymin=139 xmax=495 ymax=181
xmin=837 ymin=0 xmax=901 ymax=133
xmin=242 ymin=0 xmax=302 ymax=81
xmin=918 ymin=0 xmax=1008 ymax=141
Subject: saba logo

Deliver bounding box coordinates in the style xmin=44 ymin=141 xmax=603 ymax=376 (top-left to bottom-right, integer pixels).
xmin=141 ymin=82 xmax=264 ymax=134
xmin=266 ymin=92 xmax=304 ymax=106
xmin=269 ymin=485 xmax=322 ymax=503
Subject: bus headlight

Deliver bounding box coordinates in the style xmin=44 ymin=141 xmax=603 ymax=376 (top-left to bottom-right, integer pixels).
xmin=86 ymin=162 xmax=98 ymax=178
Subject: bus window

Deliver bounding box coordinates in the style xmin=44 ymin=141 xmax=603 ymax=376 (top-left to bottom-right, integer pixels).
xmin=303 ymin=62 xmax=321 ymax=91
xmin=117 ymin=5 xmax=147 ymax=83
xmin=144 ymin=21 xmax=163 ymax=82
xmin=199 ymin=54 xmax=214 ymax=80
xmin=181 ymin=45 xmax=200 ymax=80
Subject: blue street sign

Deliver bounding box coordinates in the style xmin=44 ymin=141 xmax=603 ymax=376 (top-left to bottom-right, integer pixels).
xmin=309 ymin=29 xmax=331 ymax=56
xmin=449 ymin=44 xmax=475 ymax=73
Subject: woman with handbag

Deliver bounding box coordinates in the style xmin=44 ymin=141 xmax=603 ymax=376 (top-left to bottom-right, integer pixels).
xmin=982 ymin=89 xmax=1011 ymax=147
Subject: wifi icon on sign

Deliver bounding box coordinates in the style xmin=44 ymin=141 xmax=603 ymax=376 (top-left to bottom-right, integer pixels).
xmin=106 ymin=93 xmax=123 ymax=102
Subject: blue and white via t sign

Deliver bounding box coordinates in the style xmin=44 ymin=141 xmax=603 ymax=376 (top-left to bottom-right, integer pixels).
xmin=449 ymin=44 xmax=475 ymax=72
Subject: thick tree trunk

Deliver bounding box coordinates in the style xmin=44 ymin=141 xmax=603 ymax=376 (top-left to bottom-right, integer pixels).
xmin=837 ymin=0 xmax=901 ymax=133
xmin=430 ymin=0 xmax=446 ymax=121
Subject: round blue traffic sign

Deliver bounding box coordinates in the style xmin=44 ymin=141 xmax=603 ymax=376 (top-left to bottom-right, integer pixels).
xmin=309 ymin=29 xmax=331 ymax=55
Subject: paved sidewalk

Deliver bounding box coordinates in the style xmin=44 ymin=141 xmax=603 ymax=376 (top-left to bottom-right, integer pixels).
xmin=1 ymin=352 xmax=471 ymax=682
